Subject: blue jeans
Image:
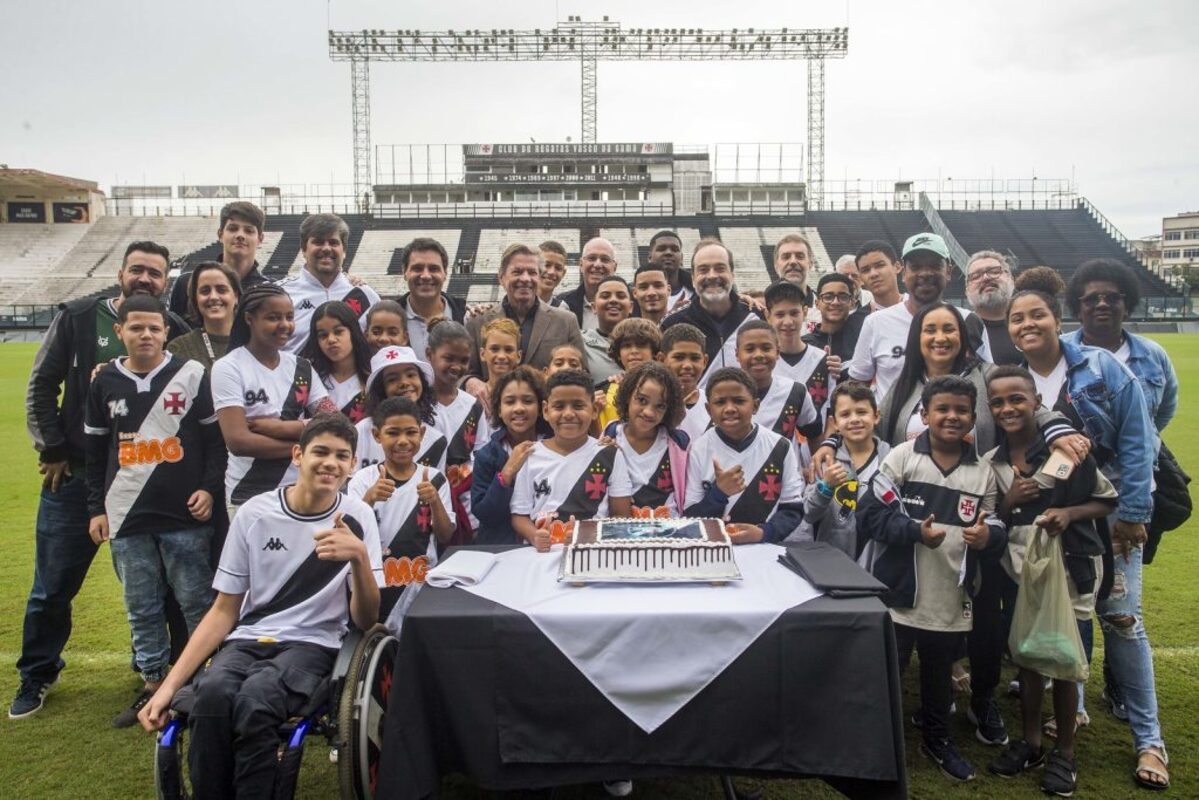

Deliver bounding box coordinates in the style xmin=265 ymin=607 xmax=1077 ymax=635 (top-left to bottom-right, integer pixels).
xmin=16 ymin=475 xmax=98 ymax=685
xmin=1097 ymin=543 xmax=1164 ymax=751
xmin=110 ymin=528 xmax=215 ymax=684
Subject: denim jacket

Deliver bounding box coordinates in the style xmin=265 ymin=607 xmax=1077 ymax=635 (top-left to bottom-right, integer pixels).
xmin=1062 ymin=329 xmax=1177 ymax=433
xmin=1058 ymin=337 xmax=1154 ymax=523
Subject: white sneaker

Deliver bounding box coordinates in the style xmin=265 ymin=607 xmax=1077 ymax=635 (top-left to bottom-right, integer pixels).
xmin=603 ymin=780 xmax=633 ymax=797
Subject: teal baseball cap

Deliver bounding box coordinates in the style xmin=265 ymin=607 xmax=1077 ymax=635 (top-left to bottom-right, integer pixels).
xmin=902 ymin=232 xmax=950 ymax=261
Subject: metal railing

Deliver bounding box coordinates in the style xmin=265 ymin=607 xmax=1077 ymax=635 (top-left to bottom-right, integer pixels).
xmin=0 ymin=305 xmax=61 ymax=328
xmin=370 ymin=201 xmax=675 ymax=219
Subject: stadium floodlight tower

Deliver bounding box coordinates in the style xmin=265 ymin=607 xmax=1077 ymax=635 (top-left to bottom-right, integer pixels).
xmin=329 ymin=19 xmax=848 ymax=210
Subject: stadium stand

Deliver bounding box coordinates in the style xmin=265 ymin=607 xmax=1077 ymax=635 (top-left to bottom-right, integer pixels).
xmin=1 ymin=203 xmax=1179 ymax=316
xmin=10 ymin=217 xmax=218 ymax=306
xmin=0 ymin=224 xmax=91 ymax=307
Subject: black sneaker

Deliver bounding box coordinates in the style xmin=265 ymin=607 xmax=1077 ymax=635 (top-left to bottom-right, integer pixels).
xmin=920 ymin=737 xmax=976 ymax=782
xmin=111 ymin=688 xmax=154 ymax=729
xmin=909 ymin=702 xmax=956 ymax=730
xmin=989 ymin=740 xmax=1046 ymax=777
xmin=1040 ymin=749 xmax=1078 ymax=797
xmin=967 ymin=697 xmax=1009 ymax=746
xmin=8 ymin=679 xmax=55 ymax=719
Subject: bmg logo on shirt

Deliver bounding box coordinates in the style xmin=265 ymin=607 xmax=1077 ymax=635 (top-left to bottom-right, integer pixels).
xmin=244 ymin=388 xmax=269 ymax=406
xmin=118 ymin=437 xmax=183 ymax=467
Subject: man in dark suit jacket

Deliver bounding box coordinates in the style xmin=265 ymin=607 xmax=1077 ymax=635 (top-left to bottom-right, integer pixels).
xmin=464 ymin=243 xmax=587 ymax=405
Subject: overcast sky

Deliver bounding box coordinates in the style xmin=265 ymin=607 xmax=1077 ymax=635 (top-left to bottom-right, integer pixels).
xmin=2 ymin=0 xmax=1194 ymax=237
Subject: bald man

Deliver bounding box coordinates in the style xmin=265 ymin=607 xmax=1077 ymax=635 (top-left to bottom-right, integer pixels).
xmin=554 ymin=236 xmax=616 ymax=330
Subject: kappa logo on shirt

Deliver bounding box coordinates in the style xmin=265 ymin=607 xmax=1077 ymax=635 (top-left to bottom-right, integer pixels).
xmin=297 ymin=299 xmax=315 ymax=311
xmin=533 ymin=479 xmax=551 ymax=498
xmin=262 ymin=537 xmax=288 ymax=552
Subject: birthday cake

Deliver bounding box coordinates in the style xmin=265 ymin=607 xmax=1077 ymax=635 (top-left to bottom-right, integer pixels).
xmin=561 ymin=518 xmax=739 ymax=583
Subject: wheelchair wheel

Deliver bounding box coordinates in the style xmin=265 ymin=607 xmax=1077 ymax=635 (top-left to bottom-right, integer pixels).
xmin=154 ymin=717 xmax=190 ymax=800
xmin=336 ymin=624 xmax=399 ymax=800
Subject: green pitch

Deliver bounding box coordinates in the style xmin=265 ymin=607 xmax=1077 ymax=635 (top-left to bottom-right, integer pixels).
xmin=0 ymin=338 xmax=1194 ymax=799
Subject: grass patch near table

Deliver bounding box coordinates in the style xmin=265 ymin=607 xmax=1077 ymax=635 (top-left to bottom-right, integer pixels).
xmin=0 ymin=336 xmax=1195 ymax=799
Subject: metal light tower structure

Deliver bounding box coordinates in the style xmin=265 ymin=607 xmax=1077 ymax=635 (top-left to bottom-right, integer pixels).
xmin=328 ymin=20 xmax=848 ymax=209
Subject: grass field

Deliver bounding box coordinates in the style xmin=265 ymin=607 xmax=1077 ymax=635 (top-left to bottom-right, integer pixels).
xmin=0 ymin=337 xmax=1194 ymax=799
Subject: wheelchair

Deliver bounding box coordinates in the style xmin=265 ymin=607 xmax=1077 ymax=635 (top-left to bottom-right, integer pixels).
xmin=154 ymin=624 xmax=399 ymax=800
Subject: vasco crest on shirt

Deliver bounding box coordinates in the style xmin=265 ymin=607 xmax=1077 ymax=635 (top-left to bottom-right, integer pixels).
xmin=957 ymin=493 xmax=980 ymax=524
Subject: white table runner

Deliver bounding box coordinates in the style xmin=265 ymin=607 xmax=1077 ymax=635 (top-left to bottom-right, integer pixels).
xmin=452 ymin=543 xmax=822 ymax=733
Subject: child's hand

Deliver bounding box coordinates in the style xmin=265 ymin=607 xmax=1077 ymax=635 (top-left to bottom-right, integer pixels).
xmin=88 ymin=514 xmax=110 ymax=545
xmin=726 ymin=523 xmax=763 ymax=544
xmin=824 ymin=347 xmax=843 ymax=380
xmin=1004 ymin=475 xmax=1040 ymax=508
xmin=314 ymin=513 xmax=367 ymax=562
xmin=919 ymin=514 xmax=946 ymax=549
xmin=363 ymin=465 xmax=395 ymax=505
xmin=810 ymin=444 xmax=837 ymax=479
xmin=533 ymin=513 xmax=556 ymax=552
xmin=962 ymin=511 xmax=991 ymax=551
xmin=713 ymin=458 xmax=746 ymax=496
xmin=823 ymin=463 xmax=849 ymax=487
xmin=415 ymin=468 xmax=438 ymax=506
xmin=187 ymin=490 xmax=213 ymax=522
xmin=1036 ymin=508 xmax=1072 ymax=536
xmin=596 ymin=434 xmax=616 ymax=447
xmin=138 ymin=685 xmax=174 ymax=732
xmin=500 ymin=441 xmax=536 ymax=486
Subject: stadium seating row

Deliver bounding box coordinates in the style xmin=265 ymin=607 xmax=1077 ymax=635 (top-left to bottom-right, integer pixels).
xmin=0 ymin=207 xmax=1174 ymax=308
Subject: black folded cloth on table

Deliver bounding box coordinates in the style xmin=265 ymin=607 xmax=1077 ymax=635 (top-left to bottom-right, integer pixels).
xmin=778 ymin=542 xmax=887 ymax=598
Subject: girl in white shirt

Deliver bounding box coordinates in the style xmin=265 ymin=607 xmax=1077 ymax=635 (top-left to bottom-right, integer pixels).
xmin=302 ymin=300 xmax=372 ymax=423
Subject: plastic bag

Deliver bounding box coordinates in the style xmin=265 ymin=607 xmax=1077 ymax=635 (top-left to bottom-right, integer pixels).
xmin=1008 ymin=529 xmax=1088 ymax=682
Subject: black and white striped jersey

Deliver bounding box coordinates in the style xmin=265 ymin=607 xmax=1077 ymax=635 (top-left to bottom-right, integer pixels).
xmin=211 ymin=347 xmax=330 ymax=505
xmin=84 ymin=354 xmax=223 ymax=537
xmin=216 ymin=489 xmax=384 ymax=649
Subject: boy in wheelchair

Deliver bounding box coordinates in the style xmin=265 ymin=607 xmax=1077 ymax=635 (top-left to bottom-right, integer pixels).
xmin=139 ymin=414 xmax=383 ymax=799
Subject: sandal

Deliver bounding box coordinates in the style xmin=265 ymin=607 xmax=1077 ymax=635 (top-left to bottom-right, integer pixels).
xmin=1134 ymin=746 xmax=1169 ymax=791
xmin=1042 ymin=710 xmax=1090 ymax=740
xmin=1041 ymin=750 xmax=1078 ymax=797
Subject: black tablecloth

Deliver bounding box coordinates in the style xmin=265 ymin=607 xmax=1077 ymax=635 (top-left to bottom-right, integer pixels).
xmin=377 ymin=548 xmax=908 ymax=799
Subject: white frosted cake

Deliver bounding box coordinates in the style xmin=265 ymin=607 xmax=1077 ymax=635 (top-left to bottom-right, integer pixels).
xmin=561 ymin=518 xmax=739 ymax=583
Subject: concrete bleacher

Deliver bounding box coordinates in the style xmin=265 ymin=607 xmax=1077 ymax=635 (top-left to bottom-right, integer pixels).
xmin=3 ymin=204 xmax=1179 ymax=317
xmin=0 ymin=224 xmax=92 ymax=306
xmin=10 ymin=217 xmax=219 ymax=306
xmin=348 ymin=229 xmax=462 ymax=297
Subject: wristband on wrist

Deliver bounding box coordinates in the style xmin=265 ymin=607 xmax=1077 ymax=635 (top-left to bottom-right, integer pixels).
xmin=816 ymin=479 xmax=834 ymax=497
xmin=496 ymin=471 xmax=508 ymax=487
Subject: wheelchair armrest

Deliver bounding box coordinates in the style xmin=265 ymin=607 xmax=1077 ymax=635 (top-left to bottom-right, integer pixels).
xmin=329 ymin=628 xmax=366 ymax=689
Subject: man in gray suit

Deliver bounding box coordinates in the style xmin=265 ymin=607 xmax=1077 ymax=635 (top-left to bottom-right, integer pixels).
xmin=464 ymin=243 xmax=587 ymax=407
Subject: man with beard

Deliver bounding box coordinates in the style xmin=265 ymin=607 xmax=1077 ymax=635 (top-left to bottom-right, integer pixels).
xmin=396 ymin=237 xmax=466 ymax=358
xmin=632 ymin=264 xmax=671 ymax=325
xmin=537 ymin=240 xmax=569 ymax=305
xmin=554 ymin=237 xmax=617 ymax=330
xmin=661 ymin=238 xmax=761 ymax=388
xmin=279 ymin=213 xmax=380 ymax=354
xmin=168 ymin=202 xmax=268 ymax=319
xmin=964 ymin=250 xmax=1021 ymax=365
xmin=647 ymin=230 xmax=693 ymax=311
xmin=847 ymin=233 xmax=988 ymax=399
xmin=14 ymin=242 xmax=191 ymax=719
xmin=464 ymin=243 xmax=586 ymax=406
